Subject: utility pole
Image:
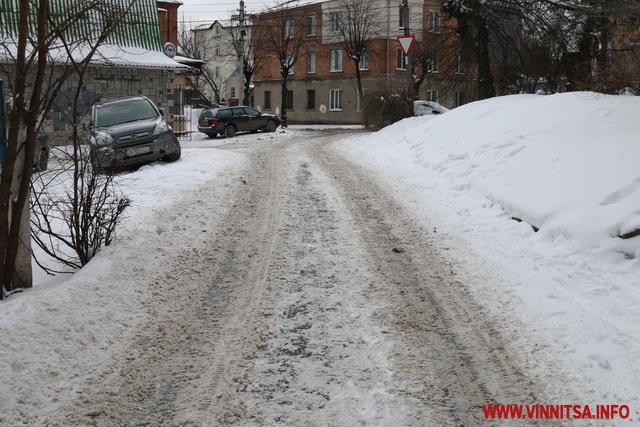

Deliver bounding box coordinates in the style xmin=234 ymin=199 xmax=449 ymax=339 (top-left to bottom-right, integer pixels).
xmin=238 ymin=0 xmax=246 ymax=105
xmin=401 ymin=0 xmax=413 ymax=99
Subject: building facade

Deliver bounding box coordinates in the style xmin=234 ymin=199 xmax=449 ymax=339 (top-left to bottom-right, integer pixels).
xmin=251 ymin=0 xmax=477 ymax=124
xmin=192 ymin=20 xmax=245 ymax=105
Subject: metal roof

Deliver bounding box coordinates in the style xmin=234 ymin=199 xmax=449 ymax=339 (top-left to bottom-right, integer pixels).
xmin=0 ymin=0 xmax=164 ymax=52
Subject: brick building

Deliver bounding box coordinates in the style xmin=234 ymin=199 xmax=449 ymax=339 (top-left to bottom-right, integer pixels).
xmin=251 ymin=0 xmax=477 ymax=124
xmin=157 ymin=0 xmax=182 ymax=47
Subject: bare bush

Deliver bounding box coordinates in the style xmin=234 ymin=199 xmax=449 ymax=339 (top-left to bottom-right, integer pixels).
xmin=362 ymin=92 xmax=413 ymax=131
xmin=30 ymin=145 xmax=131 ymax=273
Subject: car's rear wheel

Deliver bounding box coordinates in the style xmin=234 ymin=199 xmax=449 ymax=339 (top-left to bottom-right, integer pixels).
xmin=266 ymin=120 xmax=277 ymax=132
xmin=224 ymin=125 xmax=237 ymax=138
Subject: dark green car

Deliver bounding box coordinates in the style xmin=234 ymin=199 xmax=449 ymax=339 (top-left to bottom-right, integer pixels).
xmin=198 ymin=106 xmax=280 ymax=138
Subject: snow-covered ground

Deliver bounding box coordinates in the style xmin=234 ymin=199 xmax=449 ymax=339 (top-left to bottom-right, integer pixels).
xmin=336 ymin=92 xmax=640 ymax=416
xmin=0 ymin=93 xmax=638 ymax=422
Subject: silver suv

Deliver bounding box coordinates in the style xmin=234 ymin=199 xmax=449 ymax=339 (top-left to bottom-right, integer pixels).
xmin=90 ymin=96 xmax=181 ymax=169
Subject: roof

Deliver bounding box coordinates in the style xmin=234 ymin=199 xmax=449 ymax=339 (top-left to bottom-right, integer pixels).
xmin=173 ymin=55 xmax=206 ymax=66
xmin=192 ymin=19 xmax=234 ymax=31
xmin=1 ymin=43 xmax=190 ymax=71
xmin=91 ymin=46 xmax=190 ymax=70
xmin=0 ymin=0 xmax=164 ymax=51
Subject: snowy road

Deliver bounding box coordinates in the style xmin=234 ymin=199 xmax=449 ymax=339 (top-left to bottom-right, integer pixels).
xmin=16 ymin=131 xmax=547 ymax=425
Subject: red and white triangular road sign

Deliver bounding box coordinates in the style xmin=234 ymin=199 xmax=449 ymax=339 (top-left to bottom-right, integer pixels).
xmin=397 ymin=35 xmax=415 ymax=56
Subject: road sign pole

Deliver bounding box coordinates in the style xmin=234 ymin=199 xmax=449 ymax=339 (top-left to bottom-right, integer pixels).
xmin=402 ymin=1 xmax=413 ymax=99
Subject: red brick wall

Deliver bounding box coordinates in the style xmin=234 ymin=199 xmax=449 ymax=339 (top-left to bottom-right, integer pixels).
xmin=157 ymin=1 xmax=180 ymax=47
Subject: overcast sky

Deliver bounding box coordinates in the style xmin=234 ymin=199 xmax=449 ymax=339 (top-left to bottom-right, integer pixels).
xmin=178 ymin=0 xmax=279 ymax=27
xmin=178 ymin=0 xmax=323 ymax=27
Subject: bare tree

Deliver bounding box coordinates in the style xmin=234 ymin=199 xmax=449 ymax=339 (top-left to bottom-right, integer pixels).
xmin=253 ymin=1 xmax=308 ymax=126
xmin=178 ymin=24 xmax=224 ymax=106
xmin=30 ymin=20 xmax=133 ymax=272
xmin=0 ymin=0 xmax=138 ymax=297
xmin=440 ymin=0 xmax=640 ymax=97
xmin=332 ymin=0 xmax=380 ymax=101
xmin=227 ymin=17 xmax=264 ymax=106
xmin=441 ymin=0 xmax=522 ymax=99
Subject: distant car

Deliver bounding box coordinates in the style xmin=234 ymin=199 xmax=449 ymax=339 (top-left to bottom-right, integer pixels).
xmin=414 ymin=100 xmax=449 ymax=116
xmin=198 ymin=106 xmax=280 ymax=138
xmin=33 ymin=131 xmax=49 ymax=172
xmin=89 ymin=96 xmax=181 ymax=169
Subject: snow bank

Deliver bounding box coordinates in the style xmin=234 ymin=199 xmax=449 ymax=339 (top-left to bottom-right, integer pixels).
xmin=337 ymin=92 xmax=640 ymax=418
xmin=356 ymin=92 xmax=640 ymax=261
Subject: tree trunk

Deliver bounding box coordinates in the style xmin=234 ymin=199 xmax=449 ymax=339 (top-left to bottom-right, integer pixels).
xmin=0 ymin=0 xmax=48 ymax=298
xmin=476 ymin=19 xmax=495 ymax=100
xmin=243 ymin=65 xmax=252 ymax=106
xmin=14 ymin=202 xmax=32 ymax=288
xmin=280 ymin=74 xmax=288 ymax=127
xmin=354 ymin=60 xmax=364 ymax=102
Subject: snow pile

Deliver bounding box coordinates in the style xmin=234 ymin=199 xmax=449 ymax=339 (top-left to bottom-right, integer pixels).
xmin=357 ymin=92 xmax=640 ymax=261
xmin=337 ymin=92 xmax=640 ymax=416
xmin=31 ymin=142 xmax=245 ymax=285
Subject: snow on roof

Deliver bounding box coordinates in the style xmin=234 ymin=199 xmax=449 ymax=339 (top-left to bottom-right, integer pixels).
xmin=92 ymin=45 xmax=191 ymax=70
xmin=1 ymin=43 xmax=190 ymax=71
xmin=173 ymin=55 xmax=205 ymax=65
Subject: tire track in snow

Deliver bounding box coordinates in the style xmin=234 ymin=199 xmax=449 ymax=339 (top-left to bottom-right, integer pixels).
xmin=313 ymin=142 xmax=548 ymax=425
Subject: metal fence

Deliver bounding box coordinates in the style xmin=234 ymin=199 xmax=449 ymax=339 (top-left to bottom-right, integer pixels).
xmin=172 ymin=104 xmax=193 ymax=141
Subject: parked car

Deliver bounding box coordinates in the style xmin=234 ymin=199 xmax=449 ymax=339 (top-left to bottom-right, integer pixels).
xmin=414 ymin=100 xmax=449 ymax=116
xmin=198 ymin=106 xmax=280 ymax=138
xmin=33 ymin=131 xmax=49 ymax=172
xmin=89 ymin=96 xmax=181 ymax=169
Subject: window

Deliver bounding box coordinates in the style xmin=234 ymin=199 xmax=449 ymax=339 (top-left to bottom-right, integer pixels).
xmin=330 ymin=49 xmax=343 ymax=72
xmin=330 ymin=88 xmax=342 ymax=111
xmin=455 ymin=91 xmax=466 ymax=107
xmin=428 ymin=10 xmax=440 ymax=32
xmin=399 ymin=5 xmax=409 ymax=29
xmin=396 ymin=47 xmax=407 ymax=70
xmin=426 ymin=90 xmax=439 ymax=103
xmin=307 ymin=15 xmax=316 ymax=36
xmin=307 ymin=52 xmax=316 ymax=73
xmin=244 ymin=107 xmax=261 ymax=117
xmin=426 ymin=48 xmax=439 ymax=72
xmin=284 ymin=17 xmax=294 ymax=39
xmin=215 ymin=26 xmax=220 ymax=37
xmin=215 ymin=44 xmax=221 ymax=56
xmin=330 ymin=12 xmax=340 ymax=32
xmin=286 ymin=90 xmax=294 ymax=110
xmin=214 ymin=65 xmax=220 ymax=79
xmin=455 ymin=52 xmax=466 ymax=74
xmin=230 ymin=87 xmax=236 ymax=99
xmin=306 ymin=90 xmax=315 ymax=110
xmin=264 ymin=91 xmax=271 ymax=109
xmin=359 ymin=48 xmax=369 ymax=70
xmin=285 ymin=54 xmax=294 ymax=74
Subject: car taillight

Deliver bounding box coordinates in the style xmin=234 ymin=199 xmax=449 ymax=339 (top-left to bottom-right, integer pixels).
xmin=213 ymin=118 xmax=219 ymax=126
